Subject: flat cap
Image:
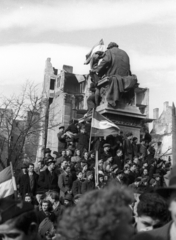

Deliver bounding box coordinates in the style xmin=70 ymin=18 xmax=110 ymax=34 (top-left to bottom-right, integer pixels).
xmin=44 ymin=148 xmax=51 ymax=154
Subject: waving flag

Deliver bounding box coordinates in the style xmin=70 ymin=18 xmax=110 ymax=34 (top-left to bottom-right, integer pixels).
xmin=91 ymin=111 xmax=119 ymax=137
xmin=0 ymin=164 xmax=16 ymax=198
xmin=84 ymin=39 xmax=105 ymax=65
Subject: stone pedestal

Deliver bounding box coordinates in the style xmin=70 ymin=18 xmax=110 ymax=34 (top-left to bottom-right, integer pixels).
xmin=95 ymin=77 xmax=150 ymax=139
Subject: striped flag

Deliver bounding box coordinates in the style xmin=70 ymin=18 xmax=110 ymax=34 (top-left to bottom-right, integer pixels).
xmin=91 ymin=111 xmax=120 ymax=137
xmin=0 ymin=165 xmax=16 ymax=198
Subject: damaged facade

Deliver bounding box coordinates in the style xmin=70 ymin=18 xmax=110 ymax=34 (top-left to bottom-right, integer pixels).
xmin=36 ymin=58 xmax=150 ymax=161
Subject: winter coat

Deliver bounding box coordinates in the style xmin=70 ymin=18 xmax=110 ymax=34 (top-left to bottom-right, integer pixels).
xmin=95 ymin=44 xmax=130 ymax=77
xmin=38 ymin=169 xmax=59 ymax=193
xmin=81 ymin=180 xmax=95 ymax=194
xmin=72 ymin=179 xmax=82 ymax=196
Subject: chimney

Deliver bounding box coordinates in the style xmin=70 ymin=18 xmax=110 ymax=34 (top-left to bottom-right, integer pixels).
xmin=63 ymin=65 xmax=73 ymax=73
xmin=163 ymin=101 xmax=169 ymax=111
xmin=153 ymin=108 xmax=159 ymax=119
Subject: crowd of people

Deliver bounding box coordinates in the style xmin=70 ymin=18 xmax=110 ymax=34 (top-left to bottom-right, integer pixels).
xmin=10 ymin=118 xmax=174 ymax=239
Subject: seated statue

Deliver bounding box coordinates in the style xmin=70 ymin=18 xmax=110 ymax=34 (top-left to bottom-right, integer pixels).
xmin=85 ymin=42 xmax=137 ymax=114
xmin=94 ymin=42 xmax=131 ymax=77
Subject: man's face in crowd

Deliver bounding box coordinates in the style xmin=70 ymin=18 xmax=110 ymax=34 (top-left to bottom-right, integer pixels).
xmin=88 ymin=174 xmax=93 ymax=181
xmin=134 ymin=181 xmax=140 ymax=187
xmin=65 ymin=166 xmax=71 ymax=174
xmin=64 ymin=200 xmax=70 ymax=206
xmin=66 ymin=150 xmax=71 ymax=156
xmin=62 ymin=161 xmax=68 ymax=169
xmin=74 ymin=198 xmax=80 ymax=205
xmin=77 ymin=172 xmax=83 ymax=180
xmin=133 ymin=158 xmax=139 ymax=164
xmin=42 ymin=202 xmax=48 ymax=212
xmin=131 ymin=165 xmax=136 ymax=172
xmin=117 ymin=150 xmax=122 ymax=157
xmin=99 ymin=176 xmax=104 ymax=183
xmin=98 ymin=160 xmax=103 ymax=166
xmin=60 ymin=127 xmax=64 ymax=133
xmin=80 ymin=128 xmax=85 ymax=134
xmin=84 ymin=152 xmax=88 ymax=159
xmin=22 ymin=168 xmax=27 ymax=174
xmin=76 ymin=150 xmax=80 ymax=156
xmin=48 ymin=162 xmax=55 ymax=171
xmin=82 ymin=164 xmax=88 ymax=172
xmin=136 ymin=215 xmax=159 ymax=232
xmin=143 ymin=163 xmax=148 ymax=168
xmin=25 ymin=196 xmax=32 ymax=203
xmin=107 ymin=157 xmax=113 ymax=163
xmin=104 ymin=146 xmax=110 ymax=152
xmin=38 ymin=162 xmax=44 ymax=170
xmin=28 ymin=165 xmax=34 ymax=173
xmin=53 ymin=154 xmax=57 ymax=159
xmin=124 ymin=169 xmax=130 ymax=174
xmin=127 ymin=135 xmax=133 ymax=140
xmin=62 ymin=150 xmax=66 ymax=156
xmin=90 ymin=153 xmax=95 ymax=159
xmin=143 ymin=169 xmax=148 ymax=176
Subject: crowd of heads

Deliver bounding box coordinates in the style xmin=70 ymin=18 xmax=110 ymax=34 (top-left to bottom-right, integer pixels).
xmin=1 ymin=119 xmax=174 ymax=240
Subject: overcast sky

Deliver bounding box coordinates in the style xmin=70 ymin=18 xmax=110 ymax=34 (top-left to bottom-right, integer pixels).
xmin=0 ymin=0 xmax=176 ymax=118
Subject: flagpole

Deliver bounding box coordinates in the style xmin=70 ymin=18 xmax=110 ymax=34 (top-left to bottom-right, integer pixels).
xmin=10 ymin=162 xmax=17 ymax=199
xmin=95 ymin=150 xmax=99 ymax=187
xmin=88 ymin=109 xmax=94 ymax=152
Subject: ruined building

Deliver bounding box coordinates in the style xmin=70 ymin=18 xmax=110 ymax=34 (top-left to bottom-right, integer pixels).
xmin=36 ymin=58 xmax=150 ymax=161
xmin=151 ymin=102 xmax=172 ymax=161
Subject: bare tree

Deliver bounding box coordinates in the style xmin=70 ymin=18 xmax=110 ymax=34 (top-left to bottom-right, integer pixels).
xmin=0 ymin=81 xmax=46 ymax=168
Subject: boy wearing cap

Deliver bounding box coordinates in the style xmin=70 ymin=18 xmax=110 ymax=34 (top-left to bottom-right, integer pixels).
xmin=57 ymin=126 xmax=66 ymax=153
xmin=100 ymin=143 xmax=112 ymax=162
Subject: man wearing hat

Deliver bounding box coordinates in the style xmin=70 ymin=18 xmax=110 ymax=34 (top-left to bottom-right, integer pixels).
xmin=100 ymin=143 xmax=112 ymax=162
xmin=0 ymin=198 xmax=39 ymax=240
xmin=38 ymin=158 xmax=59 ymax=193
xmin=76 ymin=127 xmax=89 ymax=155
xmin=123 ymin=132 xmax=133 ymax=161
xmin=57 ymin=126 xmax=66 ymax=153
xmin=133 ymin=165 xmax=176 ymax=240
xmin=17 ymin=163 xmax=29 ymax=198
xmin=44 ymin=148 xmax=51 ymax=156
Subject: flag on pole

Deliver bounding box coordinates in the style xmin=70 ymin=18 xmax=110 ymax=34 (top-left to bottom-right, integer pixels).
xmin=91 ymin=111 xmax=120 ymax=137
xmin=84 ymin=39 xmax=105 ymax=65
xmin=0 ymin=165 xmax=16 ymax=198
xmin=172 ymin=103 xmax=176 ymax=165
xmin=95 ymin=150 xmax=99 ymax=187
